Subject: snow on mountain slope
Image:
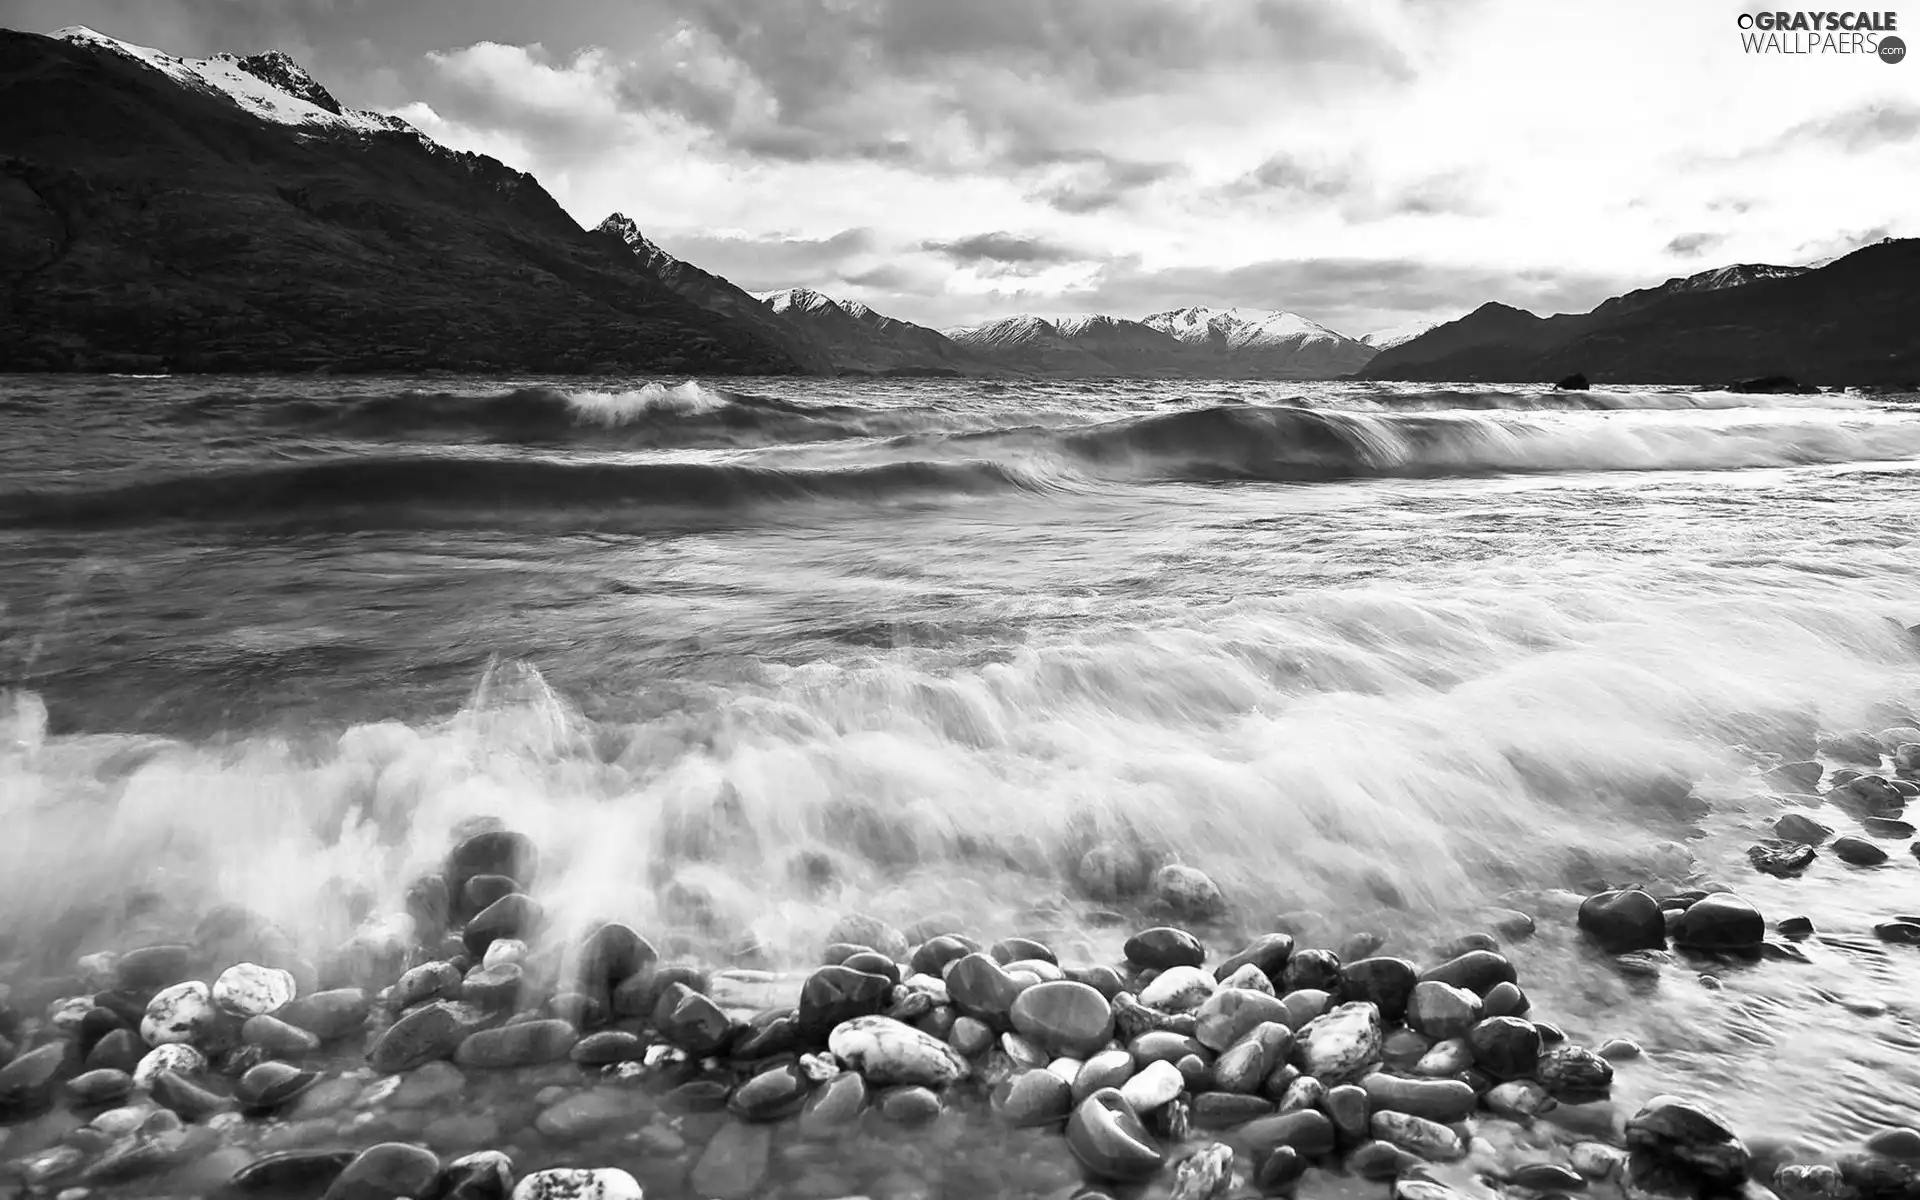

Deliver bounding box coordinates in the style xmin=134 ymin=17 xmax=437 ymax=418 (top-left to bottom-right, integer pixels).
xmin=54 ymin=26 xmax=406 ymax=137
xmin=1362 ymin=320 xmax=1442 ymax=351
xmin=1142 ymin=305 xmax=1376 ymax=376
xmin=749 ymin=287 xmax=985 ymax=374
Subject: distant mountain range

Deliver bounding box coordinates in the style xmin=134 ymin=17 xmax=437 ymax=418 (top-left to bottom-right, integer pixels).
xmin=1360 ymin=254 xmax=1919 ymax=386
xmin=2 ymin=25 xmax=1913 ymax=383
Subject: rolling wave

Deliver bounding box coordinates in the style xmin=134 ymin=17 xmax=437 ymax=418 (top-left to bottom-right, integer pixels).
xmin=9 ymin=403 xmax=1918 ymax=528
xmin=0 ymin=454 xmax=1049 ymax=527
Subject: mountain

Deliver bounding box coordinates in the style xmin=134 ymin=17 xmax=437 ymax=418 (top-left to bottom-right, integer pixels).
xmin=0 ymin=27 xmax=798 ymax=373
xmin=1361 ymin=252 xmax=1915 ymax=385
xmin=945 ymin=307 xmax=1375 ymax=377
xmin=754 ymin=287 xmax=988 ymax=376
xmin=1142 ymin=306 xmax=1375 ymax=377
xmin=589 ymin=213 xmax=836 ymax=374
xmin=1361 ymin=320 xmax=1442 ymax=351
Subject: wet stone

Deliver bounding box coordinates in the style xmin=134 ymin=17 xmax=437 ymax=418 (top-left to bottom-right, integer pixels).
xmin=825 ymin=913 xmax=909 ymax=961
xmin=1467 ymin=1016 xmax=1541 ymax=1080
xmin=730 ymin=1061 xmax=812 ymax=1121
xmin=946 ymin=953 xmax=1024 ymax=1027
xmin=653 ymin=983 xmax=733 ymax=1056
xmin=321 ymin=1140 xmax=442 ymax=1200
xmin=1124 ymin=927 xmax=1206 ymax=971
xmin=1418 ymin=950 xmax=1517 ymax=997
xmin=228 ymin=1148 xmax=359 ymax=1194
xmin=1578 ymin=890 xmax=1666 ymax=954
xmin=1296 ymin=1001 xmax=1382 ymax=1084
xmin=277 ymin=988 xmax=372 ymax=1041
xmin=1068 ymin=1088 xmax=1166 ymax=1182
xmin=1626 ymin=1095 xmax=1752 ymax=1187
xmin=511 ymin=1167 xmax=645 ymax=1200
xmin=1214 ymin=933 xmax=1294 ymax=984
xmin=1282 ymin=948 xmax=1343 ymax=993
xmin=462 ymin=893 xmax=543 ymax=959
xmin=797 ymin=965 xmax=893 ymax=1044
xmin=454 ymin=1018 xmax=577 ymax=1069
xmin=1835 ymin=836 xmax=1891 ymax=866
xmin=1341 ymin=957 xmax=1419 ymax=1023
xmin=1671 ymin=893 xmax=1765 ymax=950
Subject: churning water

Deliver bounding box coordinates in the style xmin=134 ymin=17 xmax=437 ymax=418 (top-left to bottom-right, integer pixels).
xmin=3 ymin=374 xmax=1919 ymax=1166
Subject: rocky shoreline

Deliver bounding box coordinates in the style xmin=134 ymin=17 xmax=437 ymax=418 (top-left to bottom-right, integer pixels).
xmin=2 ymin=741 xmax=1919 ymax=1200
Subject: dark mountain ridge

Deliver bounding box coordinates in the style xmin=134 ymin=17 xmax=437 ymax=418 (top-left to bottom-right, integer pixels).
xmin=1361 ymin=247 xmax=1917 ymax=385
xmin=0 ymin=28 xmax=799 ymax=374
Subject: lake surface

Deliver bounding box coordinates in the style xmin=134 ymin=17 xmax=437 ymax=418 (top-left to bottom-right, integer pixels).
xmin=3 ymin=373 xmax=1919 ymax=1188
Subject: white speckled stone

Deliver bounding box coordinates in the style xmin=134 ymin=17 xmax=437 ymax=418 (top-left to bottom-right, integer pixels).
xmin=1139 ymin=965 xmax=1216 ymax=1013
xmin=212 ymin=963 xmax=296 ymax=1017
xmin=47 ymin=996 xmax=93 ymax=1033
xmin=140 ymin=983 xmax=216 ymax=1046
xmin=132 ymin=1043 xmax=207 ymax=1088
xmin=827 ymin=1015 xmax=969 ymax=1088
xmin=511 ymin=1166 xmax=644 ymax=1200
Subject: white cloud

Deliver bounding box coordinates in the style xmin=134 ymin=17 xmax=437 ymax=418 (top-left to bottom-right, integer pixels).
xmin=390 ymin=0 xmax=1916 ymax=335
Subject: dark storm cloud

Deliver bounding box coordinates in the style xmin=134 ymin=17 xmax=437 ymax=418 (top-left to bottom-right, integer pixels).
xmin=1664 ymin=231 xmax=1726 ymax=257
xmin=1062 ymin=256 xmax=1640 ymax=335
xmin=1220 ymin=154 xmax=1481 ymax=220
xmin=1030 ymin=156 xmax=1181 ymax=213
xmin=920 ymin=232 xmax=1081 ymax=265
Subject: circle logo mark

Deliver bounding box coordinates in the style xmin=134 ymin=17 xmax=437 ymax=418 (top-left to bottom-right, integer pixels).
xmin=1882 ymin=35 xmax=1907 ymax=63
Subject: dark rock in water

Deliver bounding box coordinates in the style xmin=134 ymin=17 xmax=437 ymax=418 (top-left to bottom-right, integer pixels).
xmin=1068 ymin=1088 xmax=1166 ymax=1182
xmin=1820 ymin=730 xmax=1887 ymax=763
xmin=1481 ymin=980 xmax=1530 ymax=1019
xmin=1536 ymin=1044 xmax=1615 ymax=1098
xmin=1778 ymin=916 xmax=1815 ymax=939
xmin=732 ymin=1009 xmax=801 ymax=1061
xmin=369 ymin=1002 xmax=468 ymax=1073
xmin=229 ymin=1149 xmax=358 ymax=1194
xmin=1773 ymin=813 xmax=1834 ymax=845
xmin=1341 ymin=957 xmax=1419 ymax=1023
xmin=1833 ymin=836 xmax=1890 ymax=866
xmin=235 ymin=1061 xmax=317 ymax=1110
xmin=1864 ymin=817 xmax=1917 ymax=839
xmin=66 ymin=1067 xmax=133 ymax=1105
xmin=1729 ymin=376 xmax=1818 ymax=395
xmin=575 ymin=922 xmax=656 ymax=991
xmin=877 ymin=1084 xmax=942 ymax=1125
xmin=1067 ymin=964 xmax=1127 ymax=1000
xmin=1215 ymin=933 xmax=1294 ymax=984
xmin=909 ymin=935 xmax=979 ymax=979
xmin=1406 ymin=981 xmax=1482 ymax=1040
xmin=800 ymin=1069 xmax=869 ymax=1135
xmin=991 ymin=936 xmax=1057 ymax=966
xmin=841 ymin=951 xmax=901 ymax=984
xmin=654 ymin=983 xmax=734 ymax=1056
xmin=1077 ymin=842 xmax=1154 ymax=901
xmin=84 ymin=1027 xmax=143 ymax=1073
xmin=1257 ymin=1145 xmax=1309 ymax=1191
xmin=1192 ymin=1091 xmax=1276 ymax=1128
xmin=1554 ymin=372 xmax=1590 ymax=390
xmin=1749 ymin=840 xmax=1817 ymax=876
xmin=277 ymin=988 xmax=371 ymax=1041
xmin=612 ymin=963 xmax=707 ymax=1020
xmin=1417 ymin=950 xmax=1516 ymax=997
xmin=1466 ymin=1017 xmax=1541 ymax=1080
xmin=454 ymin=1018 xmax=578 ymax=1068
xmin=1323 ymin=1082 xmax=1370 ymax=1140
xmin=151 ymin=1068 xmax=233 ymax=1120
xmin=0 ymin=1042 xmax=69 ymax=1111
xmin=436 ymin=1151 xmax=512 ymax=1200
xmin=1282 ymin=948 xmax=1343 ymax=993
xmin=115 ymin=944 xmax=195 ymax=991
xmin=1125 ymin=927 xmax=1206 ymax=970
xmin=1671 ymin=893 xmax=1765 ymax=950
xmin=1769 ymin=760 xmax=1826 ymax=790
xmin=1863 ymin=1128 xmax=1920 ymax=1163
xmin=1874 ymin=921 xmax=1920 ymax=945
xmin=730 ymin=1060 xmax=813 ymax=1121
xmin=1360 ymin=1073 xmax=1476 ymax=1123
xmin=461 ymin=875 xmax=520 ymax=914
xmin=444 ymin=830 xmax=539 ymax=918
xmin=796 ymin=965 xmax=893 ymax=1045
xmin=947 ymin=953 xmax=1024 ymax=1026
xmin=1578 ymin=890 xmax=1667 ymax=953
xmin=1242 ymin=1108 xmax=1338 ymax=1159
xmin=459 ymin=963 xmax=525 ymax=1011
xmin=1626 ymin=1095 xmax=1752 ymax=1186
xmin=1348 ymin=1139 xmax=1423 ymax=1181
xmin=1509 ymin=1163 xmax=1587 ymax=1190
xmin=461 ymin=893 xmax=543 ymax=958
xmin=571 ymin=1029 xmax=646 ymax=1066
xmin=1837 ymin=1154 xmax=1920 ymax=1200
xmin=393 ymin=962 xmax=462 ymax=1009
xmin=1010 ymin=980 xmax=1115 ymax=1058
xmin=825 ymin=914 xmax=909 ymax=961
xmin=994 ymin=1067 xmax=1073 ymax=1127
xmin=664 ymin=1080 xmax=732 ymax=1112
xmin=1153 ymin=865 xmax=1226 ymax=919
xmin=323 ymin=1141 xmax=442 ymax=1200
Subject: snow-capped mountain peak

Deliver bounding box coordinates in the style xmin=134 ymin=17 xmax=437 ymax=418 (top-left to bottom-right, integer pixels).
xmin=53 ymin=26 xmax=406 ymax=137
xmin=1361 ymin=319 xmax=1442 ymax=350
xmin=755 ymin=287 xmax=845 ymax=317
xmin=594 ymin=212 xmax=667 ymax=258
xmin=1142 ymin=305 xmax=1349 ymax=350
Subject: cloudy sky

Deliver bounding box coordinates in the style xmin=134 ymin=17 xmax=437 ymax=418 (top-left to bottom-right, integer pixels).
xmin=17 ymin=0 xmax=1918 ymax=334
